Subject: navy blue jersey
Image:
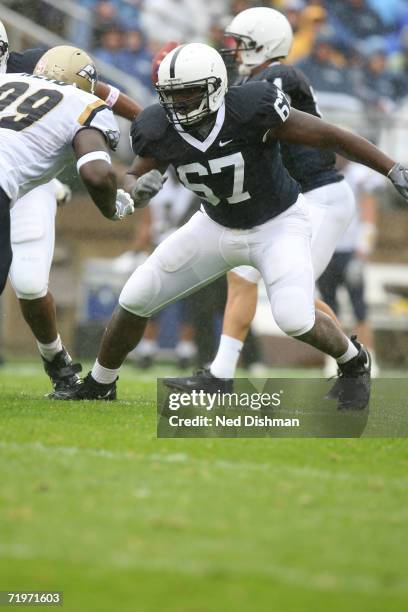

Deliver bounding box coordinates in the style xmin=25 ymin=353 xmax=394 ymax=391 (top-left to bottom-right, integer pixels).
xmin=7 ymin=48 xmax=46 ymax=75
xmin=238 ymin=63 xmax=342 ymax=193
xmin=131 ymin=81 xmax=299 ymax=230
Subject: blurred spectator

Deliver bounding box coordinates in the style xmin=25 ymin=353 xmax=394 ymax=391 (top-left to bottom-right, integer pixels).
xmin=358 ymin=37 xmax=398 ymax=112
xmin=92 ymin=1 xmax=122 ymax=47
xmin=390 ymin=25 xmax=408 ymax=100
xmin=286 ymin=5 xmax=328 ymax=63
xmin=93 ymin=25 xmax=124 ymax=66
xmin=296 ymin=33 xmax=356 ymax=97
xmin=14 ymin=0 xmax=408 ymax=133
xmin=328 ymin=0 xmax=387 ymax=44
xmin=140 ymin=0 xmax=225 ymax=44
xmin=367 ymin=0 xmax=407 ymax=27
xmin=284 ymin=0 xmax=306 ymax=35
xmin=230 ymin=0 xmax=249 ymax=14
xmin=208 ymin=20 xmax=230 ymax=51
xmin=118 ymin=29 xmax=154 ymax=90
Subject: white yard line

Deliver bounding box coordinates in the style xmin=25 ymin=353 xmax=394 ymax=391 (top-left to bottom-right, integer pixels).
xmin=1 ymin=441 xmax=407 ymax=488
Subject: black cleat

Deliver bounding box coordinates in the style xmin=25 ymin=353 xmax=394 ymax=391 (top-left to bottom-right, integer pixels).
xmin=164 ymin=367 xmax=233 ymax=394
xmin=42 ymin=347 xmax=82 ymax=398
xmin=52 ymin=372 xmax=117 ymax=401
xmin=325 ymin=367 xmax=342 ymax=400
xmin=327 ymin=336 xmax=371 ymax=410
xmin=138 ymin=355 xmax=154 ymax=369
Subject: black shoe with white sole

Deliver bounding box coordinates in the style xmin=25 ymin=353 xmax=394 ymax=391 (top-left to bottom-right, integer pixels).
xmin=327 ymin=336 xmax=371 ymax=410
xmin=51 ymin=372 xmax=117 ymax=401
xmin=164 ymin=367 xmax=233 ymax=394
xmin=42 ymin=347 xmax=82 ymax=397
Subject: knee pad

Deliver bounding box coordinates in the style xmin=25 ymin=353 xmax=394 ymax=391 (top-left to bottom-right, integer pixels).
xmin=11 ymin=269 xmax=48 ymax=300
xmin=272 ymin=287 xmax=315 ymax=337
xmin=119 ymin=263 xmax=162 ymax=317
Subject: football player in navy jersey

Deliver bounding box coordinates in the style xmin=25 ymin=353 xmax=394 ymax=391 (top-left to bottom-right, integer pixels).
xmin=0 ymin=20 xmax=141 ymax=397
xmin=54 ymin=42 xmax=408 ymax=410
xmin=165 ymin=7 xmax=361 ymax=395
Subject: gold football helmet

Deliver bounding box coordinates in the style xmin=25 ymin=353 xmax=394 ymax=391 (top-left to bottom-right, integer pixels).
xmin=34 ymin=45 xmax=97 ymax=94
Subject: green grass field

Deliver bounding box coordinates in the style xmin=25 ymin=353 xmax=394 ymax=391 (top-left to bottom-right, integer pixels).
xmin=1 ymin=363 xmax=408 ymax=612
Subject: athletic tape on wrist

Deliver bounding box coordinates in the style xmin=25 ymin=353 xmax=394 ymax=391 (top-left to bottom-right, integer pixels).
xmin=105 ymin=85 xmax=120 ymax=108
xmin=77 ymin=151 xmax=111 ymax=172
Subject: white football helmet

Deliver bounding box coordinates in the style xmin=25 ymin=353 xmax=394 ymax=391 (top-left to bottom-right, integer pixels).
xmin=224 ymin=7 xmax=293 ymax=75
xmin=156 ymin=43 xmax=228 ymax=126
xmin=0 ymin=20 xmax=9 ymax=74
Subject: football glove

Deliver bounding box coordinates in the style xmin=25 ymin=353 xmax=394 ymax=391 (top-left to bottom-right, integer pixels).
xmin=112 ymin=189 xmax=135 ymax=220
xmin=131 ymin=169 xmax=167 ymax=208
xmin=388 ymin=163 xmax=408 ymax=200
xmin=54 ymin=179 xmax=72 ymax=207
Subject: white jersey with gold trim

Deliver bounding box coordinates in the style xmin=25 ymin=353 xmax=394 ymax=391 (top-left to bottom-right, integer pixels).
xmin=0 ymin=73 xmax=119 ymax=201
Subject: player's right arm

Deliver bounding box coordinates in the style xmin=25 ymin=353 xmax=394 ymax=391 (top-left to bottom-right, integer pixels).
xmin=124 ymin=105 xmax=170 ymax=207
xmin=94 ymin=81 xmax=142 ymax=121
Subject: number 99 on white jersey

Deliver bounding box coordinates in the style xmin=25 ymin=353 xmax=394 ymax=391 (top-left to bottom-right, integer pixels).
xmin=0 ymin=73 xmax=119 ymax=202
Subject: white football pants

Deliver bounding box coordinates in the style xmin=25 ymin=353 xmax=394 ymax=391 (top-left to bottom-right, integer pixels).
xmin=9 ymin=181 xmax=57 ymax=300
xmin=119 ymin=195 xmax=316 ymax=337
xmin=233 ymin=179 xmax=356 ymax=284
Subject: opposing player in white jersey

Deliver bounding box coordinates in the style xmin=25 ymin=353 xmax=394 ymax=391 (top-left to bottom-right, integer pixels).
xmin=0 ymin=31 xmax=140 ymax=395
xmin=0 ymin=46 xmax=135 ymax=387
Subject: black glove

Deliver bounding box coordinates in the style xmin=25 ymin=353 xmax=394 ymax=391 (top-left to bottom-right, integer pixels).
xmin=388 ymin=163 xmax=408 ymax=200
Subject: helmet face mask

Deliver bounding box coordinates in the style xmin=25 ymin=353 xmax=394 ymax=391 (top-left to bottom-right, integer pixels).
xmin=157 ymin=76 xmax=222 ymax=126
xmin=221 ymin=33 xmax=260 ymax=76
xmin=221 ymin=33 xmax=257 ymax=61
xmin=156 ymin=43 xmax=228 ymax=127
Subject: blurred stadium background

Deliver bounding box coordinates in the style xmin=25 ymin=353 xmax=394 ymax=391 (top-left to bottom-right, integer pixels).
xmin=2 ymin=0 xmax=408 ymax=372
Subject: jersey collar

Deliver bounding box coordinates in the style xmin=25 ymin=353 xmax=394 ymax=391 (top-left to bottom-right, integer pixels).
xmin=174 ymin=102 xmax=225 ymax=153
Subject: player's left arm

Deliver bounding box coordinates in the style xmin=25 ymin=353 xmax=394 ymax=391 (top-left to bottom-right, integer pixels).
xmin=272 ymin=109 xmax=408 ymax=199
xmin=124 ymin=156 xmax=168 ymax=209
xmin=95 ymin=82 xmax=142 ymax=121
xmin=73 ymin=128 xmax=134 ymax=220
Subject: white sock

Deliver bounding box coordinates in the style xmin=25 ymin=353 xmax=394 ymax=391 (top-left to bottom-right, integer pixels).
xmin=336 ymin=339 xmax=359 ymax=364
xmin=37 ymin=335 xmax=63 ymax=362
xmin=210 ymin=334 xmax=244 ymax=379
xmin=175 ymin=340 xmax=197 ymax=359
xmin=137 ymin=339 xmax=157 ymax=357
xmin=91 ymin=359 xmax=119 ymax=385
